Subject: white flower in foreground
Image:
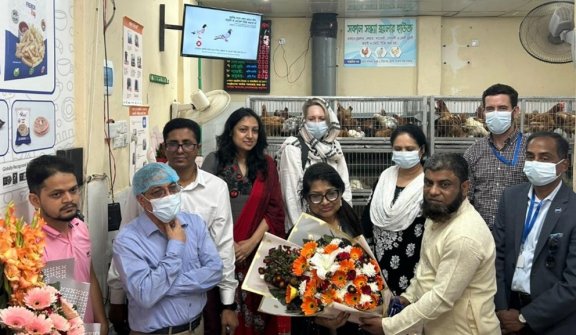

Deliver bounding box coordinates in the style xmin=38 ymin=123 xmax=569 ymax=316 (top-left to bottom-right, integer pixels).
xmin=360 ymin=294 xmax=372 ymax=304
xmin=361 ymin=262 xmax=377 ymax=277
xmin=309 ymin=250 xmax=340 ymax=280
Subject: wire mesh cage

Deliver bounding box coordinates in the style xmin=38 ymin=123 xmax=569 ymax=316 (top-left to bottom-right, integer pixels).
xmin=333 ymin=97 xmax=428 ymax=138
xmin=247 ymin=96 xmax=316 ymax=138
xmin=520 ymin=97 xmax=576 ymax=139
xmin=429 ymin=96 xmax=487 ymax=154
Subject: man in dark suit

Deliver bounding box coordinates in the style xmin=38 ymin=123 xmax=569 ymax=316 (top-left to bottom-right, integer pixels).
xmin=494 ymin=131 xmax=576 ymax=334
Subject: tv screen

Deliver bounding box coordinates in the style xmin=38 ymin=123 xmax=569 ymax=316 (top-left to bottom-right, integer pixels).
xmin=181 ymin=5 xmax=262 ymax=61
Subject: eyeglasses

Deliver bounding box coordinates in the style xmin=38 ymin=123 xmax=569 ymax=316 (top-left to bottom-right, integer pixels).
xmin=144 ymin=183 xmax=181 ymax=199
xmin=165 ymin=141 xmax=198 ymax=152
xmin=308 ymin=189 xmax=340 ymax=204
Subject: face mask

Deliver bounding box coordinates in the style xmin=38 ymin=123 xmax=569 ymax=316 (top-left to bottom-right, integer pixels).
xmin=392 ymin=150 xmax=421 ymax=169
xmin=148 ymin=192 xmax=181 ymax=223
xmin=523 ymin=160 xmax=563 ymax=186
xmin=485 ymin=110 xmax=512 ymax=135
xmin=306 ymin=121 xmax=328 ymax=140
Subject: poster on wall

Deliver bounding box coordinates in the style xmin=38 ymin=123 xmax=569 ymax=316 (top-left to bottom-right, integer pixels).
xmin=0 ymin=0 xmax=74 ymax=212
xmin=123 ymin=17 xmax=143 ymax=106
xmin=223 ymin=20 xmax=271 ymax=93
xmin=344 ymin=18 xmax=416 ymax=68
xmin=0 ymin=0 xmax=56 ymax=93
xmin=129 ymin=106 xmax=149 ymax=182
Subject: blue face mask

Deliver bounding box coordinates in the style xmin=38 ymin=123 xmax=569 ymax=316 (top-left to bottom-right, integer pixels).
xmin=392 ymin=150 xmax=421 ymax=169
xmin=306 ymin=121 xmax=328 ymax=140
xmin=485 ymin=110 xmax=512 ymax=135
xmin=523 ymin=160 xmax=563 ymax=186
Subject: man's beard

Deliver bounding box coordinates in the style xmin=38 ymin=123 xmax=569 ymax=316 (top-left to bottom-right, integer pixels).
xmin=422 ymin=190 xmax=464 ymax=223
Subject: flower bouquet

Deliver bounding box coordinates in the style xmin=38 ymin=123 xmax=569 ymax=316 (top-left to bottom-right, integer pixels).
xmin=0 ymin=203 xmax=85 ymax=334
xmin=244 ymin=213 xmax=392 ymax=323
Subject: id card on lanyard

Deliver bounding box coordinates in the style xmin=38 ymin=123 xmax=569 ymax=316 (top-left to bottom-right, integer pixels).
xmin=491 ymin=132 xmax=522 ymax=166
xmin=517 ymin=193 xmax=543 ymax=268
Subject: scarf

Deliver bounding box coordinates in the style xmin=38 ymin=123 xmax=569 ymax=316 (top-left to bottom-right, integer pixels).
xmin=369 ymin=165 xmax=424 ymax=231
xmin=235 ymin=155 xmax=285 ymax=242
xmin=297 ymin=104 xmax=343 ymax=163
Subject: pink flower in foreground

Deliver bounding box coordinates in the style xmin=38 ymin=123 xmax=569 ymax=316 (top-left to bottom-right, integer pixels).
xmin=24 ymin=314 xmax=53 ymax=334
xmin=0 ymin=306 xmax=34 ymax=329
xmin=49 ymin=313 xmax=70 ymax=332
xmin=24 ymin=287 xmax=56 ymax=310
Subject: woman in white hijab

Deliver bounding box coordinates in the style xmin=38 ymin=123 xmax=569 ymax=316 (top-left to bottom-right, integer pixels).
xmin=277 ymin=98 xmax=351 ymax=233
xmin=362 ymin=124 xmax=428 ymax=296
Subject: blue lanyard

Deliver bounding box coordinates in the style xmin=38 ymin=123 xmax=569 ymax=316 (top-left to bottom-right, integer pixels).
xmin=491 ymin=132 xmax=522 ymax=166
xmin=521 ymin=193 xmax=543 ymax=246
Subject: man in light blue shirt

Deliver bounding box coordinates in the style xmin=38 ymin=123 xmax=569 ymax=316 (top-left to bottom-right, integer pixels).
xmin=113 ymin=163 xmax=222 ymax=334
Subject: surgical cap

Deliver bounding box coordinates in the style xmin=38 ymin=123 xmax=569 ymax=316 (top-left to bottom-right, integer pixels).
xmin=132 ymin=162 xmax=179 ymax=195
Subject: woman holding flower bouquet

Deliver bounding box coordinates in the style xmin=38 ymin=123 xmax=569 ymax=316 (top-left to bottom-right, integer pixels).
xmin=362 ymin=125 xmax=428 ymax=296
xmin=291 ymin=162 xmax=366 ymax=335
xmin=202 ymin=107 xmax=286 ymax=335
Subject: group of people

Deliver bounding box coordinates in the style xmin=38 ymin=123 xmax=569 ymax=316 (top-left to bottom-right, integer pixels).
xmin=21 ymin=82 xmax=576 ymax=335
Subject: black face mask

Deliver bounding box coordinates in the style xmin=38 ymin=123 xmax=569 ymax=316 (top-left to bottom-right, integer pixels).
xmin=422 ymin=188 xmax=465 ymax=224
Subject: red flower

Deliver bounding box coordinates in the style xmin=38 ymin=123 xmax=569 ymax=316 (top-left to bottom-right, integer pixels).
xmin=230 ymin=189 xmax=239 ymax=198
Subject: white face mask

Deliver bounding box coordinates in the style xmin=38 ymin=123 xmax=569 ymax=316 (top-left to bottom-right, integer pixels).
xmin=392 ymin=150 xmax=421 ymax=169
xmin=148 ymin=192 xmax=181 ymax=223
xmin=306 ymin=121 xmax=328 ymax=140
xmin=523 ymin=160 xmax=563 ymax=186
xmin=485 ymin=110 xmax=512 ymax=135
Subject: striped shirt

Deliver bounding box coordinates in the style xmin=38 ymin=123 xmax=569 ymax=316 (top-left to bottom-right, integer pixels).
xmin=463 ymin=128 xmax=528 ymax=229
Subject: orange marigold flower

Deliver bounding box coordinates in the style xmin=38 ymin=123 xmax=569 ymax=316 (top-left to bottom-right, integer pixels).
xmin=320 ymin=288 xmax=336 ymax=305
xmin=330 ymin=270 xmax=347 ymax=289
xmin=353 ymin=275 xmax=368 ymax=289
xmin=323 ymin=243 xmax=338 ymax=254
xmin=301 ymin=297 xmax=319 ymax=316
xmin=293 ymin=255 xmax=308 ymax=276
xmin=350 ymin=247 xmax=363 ymax=261
xmin=301 ymin=241 xmax=318 ymax=258
xmin=338 ymin=259 xmax=355 ymax=273
xmin=304 ymin=277 xmax=318 ymax=298
xmin=344 ymin=292 xmax=360 ymax=306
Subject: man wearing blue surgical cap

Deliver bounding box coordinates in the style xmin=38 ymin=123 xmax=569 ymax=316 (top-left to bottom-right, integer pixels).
xmin=112 ymin=163 xmax=223 ymax=334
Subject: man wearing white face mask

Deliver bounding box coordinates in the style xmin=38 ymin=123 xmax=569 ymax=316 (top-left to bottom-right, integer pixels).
xmin=277 ymin=97 xmax=352 ymax=233
xmin=464 ymin=83 xmax=528 ymax=229
xmin=494 ymin=132 xmax=576 ymax=335
xmin=113 ymin=163 xmax=223 ymax=334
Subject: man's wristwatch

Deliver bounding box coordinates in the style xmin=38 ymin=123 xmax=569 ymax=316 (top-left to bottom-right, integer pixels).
xmin=222 ymin=302 xmax=238 ymax=311
xmin=518 ymin=314 xmax=527 ymax=324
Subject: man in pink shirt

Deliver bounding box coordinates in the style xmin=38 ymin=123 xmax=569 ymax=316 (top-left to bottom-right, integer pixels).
xmin=27 ymin=155 xmax=108 ymax=333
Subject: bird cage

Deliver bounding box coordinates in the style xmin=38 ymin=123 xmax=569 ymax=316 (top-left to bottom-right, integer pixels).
xmin=430 ymin=96 xmax=486 ymax=154
xmin=520 ymin=97 xmax=576 ymax=139
xmin=333 ymin=96 xmax=428 ymax=138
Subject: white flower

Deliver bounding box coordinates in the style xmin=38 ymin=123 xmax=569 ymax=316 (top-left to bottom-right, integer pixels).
xmin=360 ymin=294 xmax=372 ymax=304
xmin=336 ymin=287 xmax=347 ymax=300
xmin=361 ymin=262 xmax=377 ymax=277
xmin=330 ymin=238 xmax=343 ymax=246
xmin=299 ymin=280 xmax=307 ymax=296
xmin=414 ymin=224 xmax=424 ymax=237
xmin=309 ymin=250 xmax=340 ymax=280
xmin=368 ymin=282 xmax=379 ymax=292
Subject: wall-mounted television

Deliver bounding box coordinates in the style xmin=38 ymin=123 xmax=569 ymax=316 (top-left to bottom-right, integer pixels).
xmin=181 ymin=5 xmax=262 ymax=61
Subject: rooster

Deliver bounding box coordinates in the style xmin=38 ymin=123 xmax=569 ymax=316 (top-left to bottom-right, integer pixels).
xmin=434 ymin=100 xmax=465 ymax=137
xmin=260 ymin=104 xmax=284 ymax=136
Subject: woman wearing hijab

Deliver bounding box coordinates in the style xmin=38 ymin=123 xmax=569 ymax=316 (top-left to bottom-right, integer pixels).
xmin=277 ymin=98 xmax=351 ymax=233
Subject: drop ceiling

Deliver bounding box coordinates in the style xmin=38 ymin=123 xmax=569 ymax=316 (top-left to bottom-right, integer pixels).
xmin=198 ymin=0 xmax=564 ymax=18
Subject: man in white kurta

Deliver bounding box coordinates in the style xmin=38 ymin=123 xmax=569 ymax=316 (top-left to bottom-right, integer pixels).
xmin=360 ymin=153 xmax=500 ymax=335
